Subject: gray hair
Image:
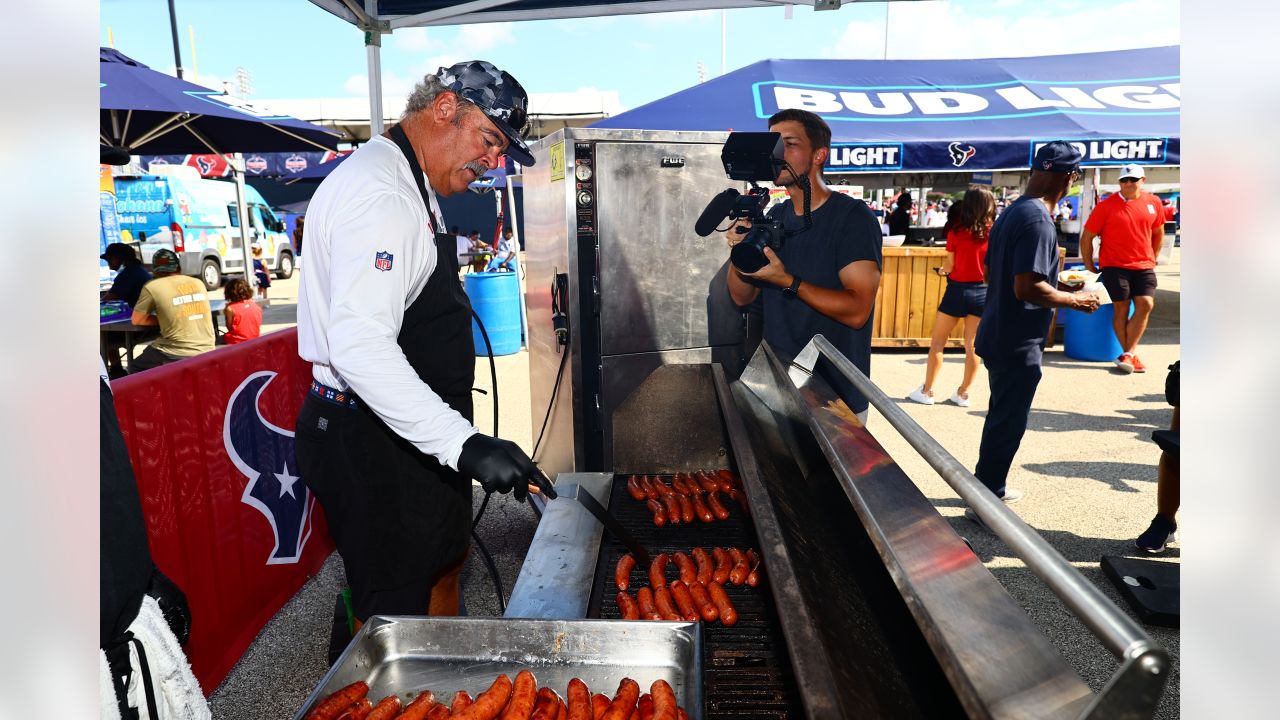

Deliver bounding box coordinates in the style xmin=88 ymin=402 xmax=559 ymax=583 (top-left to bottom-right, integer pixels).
xmin=403 ymin=72 xmax=475 ymax=119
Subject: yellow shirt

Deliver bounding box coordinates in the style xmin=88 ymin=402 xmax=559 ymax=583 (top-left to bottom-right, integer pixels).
xmin=134 ymin=275 xmax=215 ymax=357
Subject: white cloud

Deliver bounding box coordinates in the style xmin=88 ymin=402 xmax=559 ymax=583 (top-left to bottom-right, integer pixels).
xmin=344 ymin=69 xmax=421 ymax=101
xmin=390 ymin=28 xmax=441 ymax=52
xmin=827 ymin=0 xmax=1178 ymax=60
xmin=456 ymin=22 xmax=515 ymax=52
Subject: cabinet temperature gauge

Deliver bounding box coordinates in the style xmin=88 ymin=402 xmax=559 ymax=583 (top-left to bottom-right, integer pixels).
xmin=574 ymin=163 xmax=593 ymax=182
xmin=577 ymin=189 xmax=593 ymax=207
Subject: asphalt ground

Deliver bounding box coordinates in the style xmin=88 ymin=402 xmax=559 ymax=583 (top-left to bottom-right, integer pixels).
xmin=206 ymin=251 xmax=1181 ymax=719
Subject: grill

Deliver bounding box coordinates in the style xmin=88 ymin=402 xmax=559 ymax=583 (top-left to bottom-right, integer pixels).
xmin=509 ymin=349 xmax=1170 ymax=719
xmin=585 ymin=474 xmax=805 ymax=719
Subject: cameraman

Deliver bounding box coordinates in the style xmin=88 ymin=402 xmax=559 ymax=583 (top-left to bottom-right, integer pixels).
xmin=726 ymin=109 xmax=883 ymax=422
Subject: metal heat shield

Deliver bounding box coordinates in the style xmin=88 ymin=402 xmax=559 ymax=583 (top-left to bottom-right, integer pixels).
xmin=524 ymin=128 xmax=758 ymax=480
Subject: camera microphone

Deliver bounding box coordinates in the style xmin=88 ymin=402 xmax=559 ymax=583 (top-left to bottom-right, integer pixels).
xmin=694 ymin=188 xmax=741 ymax=237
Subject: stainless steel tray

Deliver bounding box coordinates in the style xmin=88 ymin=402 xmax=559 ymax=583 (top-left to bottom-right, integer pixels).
xmin=293 ymin=617 xmax=703 ymax=719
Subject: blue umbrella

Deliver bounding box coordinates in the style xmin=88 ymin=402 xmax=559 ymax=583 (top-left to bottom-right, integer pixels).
xmin=100 ymin=47 xmax=340 ymax=154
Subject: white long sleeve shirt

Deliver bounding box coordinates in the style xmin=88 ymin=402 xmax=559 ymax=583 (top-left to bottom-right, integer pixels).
xmin=296 ymin=135 xmax=478 ymax=469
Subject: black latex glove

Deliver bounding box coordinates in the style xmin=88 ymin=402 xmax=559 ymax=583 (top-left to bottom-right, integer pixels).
xmin=457 ymin=433 xmax=533 ymax=501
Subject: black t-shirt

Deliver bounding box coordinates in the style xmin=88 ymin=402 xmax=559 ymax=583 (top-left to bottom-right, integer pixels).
xmin=759 ymin=192 xmax=882 ymax=412
xmin=109 ymin=262 xmax=153 ymax=307
xmin=975 ymin=195 xmax=1061 ymax=369
xmin=888 ymin=207 xmax=911 ymax=236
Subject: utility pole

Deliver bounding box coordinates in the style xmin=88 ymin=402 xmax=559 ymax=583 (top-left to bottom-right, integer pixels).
xmin=167 ymin=0 xmax=184 ymax=79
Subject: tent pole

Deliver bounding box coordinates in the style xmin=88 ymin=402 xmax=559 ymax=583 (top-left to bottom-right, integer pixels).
xmin=365 ymin=0 xmax=385 ymax=135
xmin=232 ymin=154 xmax=257 ymax=292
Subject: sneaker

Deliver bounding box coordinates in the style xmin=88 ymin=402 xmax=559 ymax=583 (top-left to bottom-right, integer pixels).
xmin=963 ymin=489 xmax=1022 ymax=528
xmin=1115 ymin=353 xmax=1135 ymax=374
xmin=1135 ymin=514 xmax=1177 ymax=553
xmin=1131 ymin=354 xmax=1147 ymax=373
xmin=949 ymin=391 xmax=971 ymax=407
xmin=907 ymin=385 xmax=935 ymax=405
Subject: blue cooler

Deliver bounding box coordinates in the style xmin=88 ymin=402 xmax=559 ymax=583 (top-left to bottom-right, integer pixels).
xmin=1063 ymin=302 xmax=1135 ymax=362
xmin=465 ymin=271 xmax=522 ymax=356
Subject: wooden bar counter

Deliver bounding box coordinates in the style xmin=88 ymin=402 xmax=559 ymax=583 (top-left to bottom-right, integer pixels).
xmin=874 ymin=246 xmax=963 ymax=348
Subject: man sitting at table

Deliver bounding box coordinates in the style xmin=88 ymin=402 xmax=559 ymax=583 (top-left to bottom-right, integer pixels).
xmin=128 ymin=248 xmax=215 ymax=373
xmin=101 ymin=242 xmax=152 ymax=307
xmin=101 ymin=242 xmax=154 ymax=377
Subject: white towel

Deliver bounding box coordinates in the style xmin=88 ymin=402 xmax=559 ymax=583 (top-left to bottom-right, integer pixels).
xmin=121 ymin=595 xmax=212 ymax=720
xmin=100 ymin=649 xmax=123 ymax=720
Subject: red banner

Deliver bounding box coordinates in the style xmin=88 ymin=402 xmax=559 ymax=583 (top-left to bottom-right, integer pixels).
xmin=111 ymin=328 xmax=333 ymax=694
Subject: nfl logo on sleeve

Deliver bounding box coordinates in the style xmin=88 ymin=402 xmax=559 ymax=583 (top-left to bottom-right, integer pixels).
xmin=374 ymin=251 xmax=394 ymax=271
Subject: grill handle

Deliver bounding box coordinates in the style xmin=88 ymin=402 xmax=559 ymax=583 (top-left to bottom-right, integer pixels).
xmin=795 ymin=335 xmax=1169 ymax=720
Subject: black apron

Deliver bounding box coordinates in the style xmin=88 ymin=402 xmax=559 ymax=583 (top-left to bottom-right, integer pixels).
xmin=297 ymin=127 xmax=477 ymax=596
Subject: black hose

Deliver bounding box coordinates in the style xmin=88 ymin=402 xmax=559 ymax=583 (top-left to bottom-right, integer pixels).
xmin=468 ymin=306 xmax=507 ymax=612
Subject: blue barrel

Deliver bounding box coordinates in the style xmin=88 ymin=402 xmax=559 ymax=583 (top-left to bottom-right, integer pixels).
xmin=1063 ymin=302 xmax=1134 ymax=362
xmin=465 ymin=272 xmax=522 ymax=356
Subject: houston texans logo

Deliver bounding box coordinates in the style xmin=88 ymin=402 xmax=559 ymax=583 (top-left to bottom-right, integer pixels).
xmin=223 ymin=372 xmax=314 ymax=565
xmin=948 ymin=142 xmax=977 ymax=167
xmin=195 ymin=155 xmax=218 ymax=175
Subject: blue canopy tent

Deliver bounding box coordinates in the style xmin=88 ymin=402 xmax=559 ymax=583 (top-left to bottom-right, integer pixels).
xmin=593 ymin=46 xmax=1180 ymax=173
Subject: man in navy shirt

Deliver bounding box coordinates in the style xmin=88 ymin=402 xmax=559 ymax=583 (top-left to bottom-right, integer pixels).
xmin=970 ymin=142 xmax=1100 ymax=517
xmin=725 ymin=109 xmax=882 ymax=421
xmin=101 ymin=242 xmax=152 ymax=307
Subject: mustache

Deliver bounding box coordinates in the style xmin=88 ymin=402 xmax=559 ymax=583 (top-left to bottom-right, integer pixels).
xmin=464 ymin=161 xmax=488 ymax=176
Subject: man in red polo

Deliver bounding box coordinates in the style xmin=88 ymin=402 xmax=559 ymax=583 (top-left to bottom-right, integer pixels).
xmin=1081 ymin=163 xmax=1165 ymax=373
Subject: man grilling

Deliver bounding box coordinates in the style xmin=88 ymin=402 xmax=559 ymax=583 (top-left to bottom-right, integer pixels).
xmin=295 ymin=61 xmax=539 ymax=625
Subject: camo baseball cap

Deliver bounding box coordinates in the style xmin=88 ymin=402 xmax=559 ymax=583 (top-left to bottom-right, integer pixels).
xmin=437 ymin=60 xmax=535 ymax=167
xmin=152 ymin=248 xmax=181 ymax=273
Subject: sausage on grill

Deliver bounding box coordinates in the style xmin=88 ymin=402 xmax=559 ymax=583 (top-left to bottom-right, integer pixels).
xmin=660 ymin=495 xmax=681 ymax=525
xmin=653 ymin=586 xmax=681 ymax=621
xmin=667 ymin=581 xmax=701 ymax=623
xmin=745 ymin=549 xmax=762 ymax=587
xmin=615 ymin=553 xmax=636 ymax=591
xmin=728 ymin=547 xmax=749 ymax=586
xmin=645 ymin=499 xmax=667 ymax=527
xmin=705 ymin=491 xmax=731 ymax=521
xmin=707 ymin=582 xmax=738 ymax=626
xmin=626 ymin=476 xmax=646 ymax=501
xmin=690 ymin=493 xmax=715 ymax=523
xmin=649 ymin=553 xmax=669 ymax=591
xmin=711 ymin=547 xmax=731 ymax=585
xmin=636 ymin=587 xmax=660 ymax=620
xmin=687 ymin=581 xmax=719 ymax=623
xmin=616 ymin=590 xmax=639 ymax=620
xmin=672 ymin=552 xmax=696 ymax=585
xmin=450 ymin=691 xmax=473 ymax=715
xmin=691 ymin=547 xmax=712 ymax=586
xmin=675 ymin=493 xmax=694 ymax=524
xmin=694 ymin=471 xmax=719 ymax=494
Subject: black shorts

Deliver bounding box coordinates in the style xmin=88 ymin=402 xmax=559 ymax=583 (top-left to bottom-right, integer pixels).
xmin=937 ymin=280 xmax=987 ymax=318
xmin=1100 ymin=267 xmax=1157 ymax=301
xmin=295 ymin=394 xmax=472 ymax=620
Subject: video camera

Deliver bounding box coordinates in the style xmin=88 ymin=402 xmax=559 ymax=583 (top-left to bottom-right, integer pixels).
xmin=694 ymin=132 xmax=812 ymax=274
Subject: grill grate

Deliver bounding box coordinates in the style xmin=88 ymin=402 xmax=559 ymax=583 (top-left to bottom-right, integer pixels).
xmin=587 ymin=474 xmax=805 ymax=719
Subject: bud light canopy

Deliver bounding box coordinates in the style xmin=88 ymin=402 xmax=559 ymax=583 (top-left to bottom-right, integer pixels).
xmin=593 ymin=46 xmax=1179 ymax=173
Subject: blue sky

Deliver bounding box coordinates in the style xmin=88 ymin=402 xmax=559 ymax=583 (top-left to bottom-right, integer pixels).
xmin=101 ymin=0 xmax=1179 ymax=113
